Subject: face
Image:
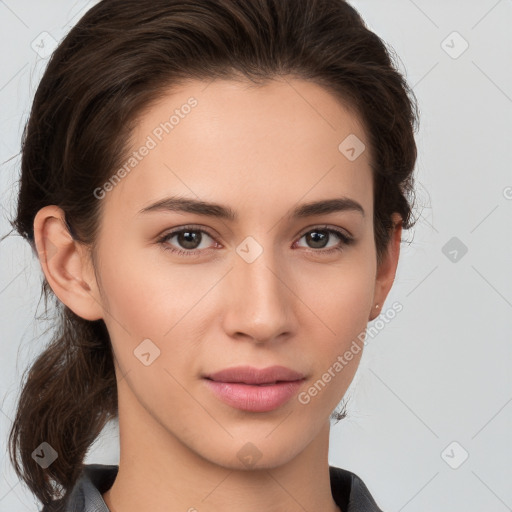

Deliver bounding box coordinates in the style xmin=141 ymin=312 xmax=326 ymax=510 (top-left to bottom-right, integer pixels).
xmin=64 ymin=78 xmax=395 ymax=468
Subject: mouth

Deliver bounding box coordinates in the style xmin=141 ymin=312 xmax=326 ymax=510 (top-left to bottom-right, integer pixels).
xmin=202 ymin=365 xmax=306 ymax=412
xmin=203 ymin=365 xmax=305 ymax=385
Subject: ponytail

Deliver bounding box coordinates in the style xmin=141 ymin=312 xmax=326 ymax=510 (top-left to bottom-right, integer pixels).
xmin=8 ymin=303 xmax=117 ymax=507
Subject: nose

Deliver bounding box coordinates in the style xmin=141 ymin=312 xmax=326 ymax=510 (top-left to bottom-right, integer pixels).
xmin=221 ymin=244 xmax=295 ymax=345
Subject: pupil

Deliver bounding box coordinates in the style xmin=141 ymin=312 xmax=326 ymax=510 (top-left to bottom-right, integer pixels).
xmin=179 ymin=231 xmax=200 ymax=249
xmin=308 ymin=230 xmax=327 ymax=248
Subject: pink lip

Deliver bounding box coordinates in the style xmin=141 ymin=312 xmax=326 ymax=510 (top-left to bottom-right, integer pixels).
xmin=203 ymin=365 xmax=306 ymax=412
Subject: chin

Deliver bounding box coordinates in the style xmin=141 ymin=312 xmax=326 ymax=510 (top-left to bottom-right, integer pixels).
xmin=193 ymin=433 xmax=308 ymax=472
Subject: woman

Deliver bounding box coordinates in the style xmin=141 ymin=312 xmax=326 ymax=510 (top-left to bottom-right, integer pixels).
xmin=8 ymin=0 xmax=418 ymax=510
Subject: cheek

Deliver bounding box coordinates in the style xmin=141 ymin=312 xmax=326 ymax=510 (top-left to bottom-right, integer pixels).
xmin=96 ymin=246 xmax=217 ymax=375
xmin=96 ymin=240 xmax=208 ymax=332
xmin=294 ymin=253 xmax=375 ymax=331
xmin=297 ymin=284 xmax=370 ymax=414
xmin=292 ymin=254 xmax=374 ymax=381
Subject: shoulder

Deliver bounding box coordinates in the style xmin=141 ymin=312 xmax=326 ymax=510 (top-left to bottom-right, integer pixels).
xmin=329 ymin=465 xmax=384 ymax=512
xmin=40 ymin=464 xmax=118 ymax=512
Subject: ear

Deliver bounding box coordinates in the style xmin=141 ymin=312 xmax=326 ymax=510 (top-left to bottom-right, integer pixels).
xmin=33 ymin=205 xmax=104 ymax=321
xmin=369 ymin=212 xmax=402 ymax=321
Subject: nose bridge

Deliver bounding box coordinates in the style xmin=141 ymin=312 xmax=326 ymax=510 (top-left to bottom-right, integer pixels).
xmin=223 ymin=236 xmax=293 ymax=341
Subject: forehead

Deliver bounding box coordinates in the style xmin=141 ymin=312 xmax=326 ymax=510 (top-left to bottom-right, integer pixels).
xmin=100 ymin=78 xmax=373 ymax=224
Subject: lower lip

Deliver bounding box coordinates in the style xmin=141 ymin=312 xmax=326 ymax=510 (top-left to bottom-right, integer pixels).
xmin=204 ymin=379 xmax=304 ymax=412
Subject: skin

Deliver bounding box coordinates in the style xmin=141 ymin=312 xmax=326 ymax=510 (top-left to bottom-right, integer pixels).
xmin=34 ymin=77 xmax=402 ymax=512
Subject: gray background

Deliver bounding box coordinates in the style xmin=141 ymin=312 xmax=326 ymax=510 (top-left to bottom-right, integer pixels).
xmin=1 ymin=1 xmax=511 ymax=510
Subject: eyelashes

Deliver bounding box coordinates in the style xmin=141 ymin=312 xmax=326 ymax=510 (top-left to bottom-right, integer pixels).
xmin=156 ymin=224 xmax=355 ymax=258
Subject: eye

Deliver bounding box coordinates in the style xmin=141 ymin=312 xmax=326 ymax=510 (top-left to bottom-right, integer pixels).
xmin=157 ymin=226 xmax=217 ymax=257
xmin=156 ymin=224 xmax=355 ymax=258
xmin=294 ymin=226 xmax=354 ymax=255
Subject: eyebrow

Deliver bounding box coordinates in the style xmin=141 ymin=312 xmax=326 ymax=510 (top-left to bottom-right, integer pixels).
xmin=138 ymin=196 xmax=365 ymax=220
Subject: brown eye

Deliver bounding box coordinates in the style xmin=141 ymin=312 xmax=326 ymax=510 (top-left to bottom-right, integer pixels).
xmin=157 ymin=227 xmax=217 ymax=256
xmin=304 ymin=229 xmax=330 ymax=249
xmin=173 ymin=230 xmax=203 ymax=250
xmin=295 ymin=227 xmax=354 ymax=254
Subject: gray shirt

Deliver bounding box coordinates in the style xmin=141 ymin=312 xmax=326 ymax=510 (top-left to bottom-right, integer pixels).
xmin=41 ymin=463 xmax=384 ymax=512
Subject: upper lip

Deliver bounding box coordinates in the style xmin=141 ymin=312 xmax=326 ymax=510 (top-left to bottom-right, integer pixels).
xmin=204 ymin=365 xmax=305 ymax=385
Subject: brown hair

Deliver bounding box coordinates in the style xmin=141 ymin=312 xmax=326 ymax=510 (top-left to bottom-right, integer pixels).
xmin=7 ymin=0 xmax=419 ymax=508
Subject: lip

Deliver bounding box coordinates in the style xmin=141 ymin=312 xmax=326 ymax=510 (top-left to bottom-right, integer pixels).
xmin=204 ymin=365 xmax=305 ymax=385
xmin=203 ymin=365 xmax=306 ymax=412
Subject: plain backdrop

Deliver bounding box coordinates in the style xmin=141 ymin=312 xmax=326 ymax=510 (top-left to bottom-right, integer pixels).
xmin=1 ymin=1 xmax=511 ymax=511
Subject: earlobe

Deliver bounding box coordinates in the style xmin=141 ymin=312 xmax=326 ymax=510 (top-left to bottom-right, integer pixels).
xmin=369 ymin=213 xmax=402 ymax=321
xmin=33 ymin=205 xmax=104 ymax=321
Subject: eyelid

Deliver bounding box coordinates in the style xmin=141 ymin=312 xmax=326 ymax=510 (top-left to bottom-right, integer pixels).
xmin=296 ymin=223 xmax=353 ymax=240
xmin=156 ymin=224 xmax=218 ymax=248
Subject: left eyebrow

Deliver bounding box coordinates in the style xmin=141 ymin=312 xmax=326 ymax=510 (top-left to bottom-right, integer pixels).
xmin=137 ymin=196 xmax=365 ymax=220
